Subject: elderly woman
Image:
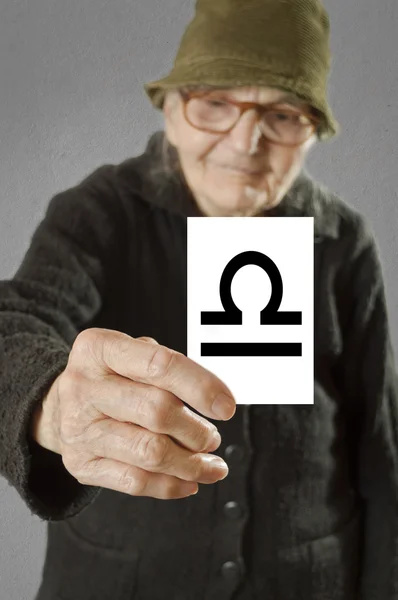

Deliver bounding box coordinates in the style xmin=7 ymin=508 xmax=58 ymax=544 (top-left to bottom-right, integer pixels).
xmin=0 ymin=0 xmax=397 ymax=599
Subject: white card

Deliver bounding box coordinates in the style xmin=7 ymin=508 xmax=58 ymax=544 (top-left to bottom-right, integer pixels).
xmin=187 ymin=217 xmax=314 ymax=405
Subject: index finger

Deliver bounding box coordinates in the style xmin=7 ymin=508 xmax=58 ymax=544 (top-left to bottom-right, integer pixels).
xmin=97 ymin=329 xmax=236 ymax=421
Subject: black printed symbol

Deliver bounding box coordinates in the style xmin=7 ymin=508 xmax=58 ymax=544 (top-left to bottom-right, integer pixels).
xmin=200 ymin=250 xmax=302 ymax=357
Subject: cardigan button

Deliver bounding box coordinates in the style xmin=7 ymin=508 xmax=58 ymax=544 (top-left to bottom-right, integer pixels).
xmin=221 ymin=560 xmax=241 ymax=584
xmin=223 ymin=501 xmax=243 ymax=520
xmin=224 ymin=444 xmax=244 ymax=462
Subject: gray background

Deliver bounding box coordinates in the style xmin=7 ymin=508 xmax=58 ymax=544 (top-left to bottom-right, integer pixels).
xmin=0 ymin=0 xmax=396 ymax=597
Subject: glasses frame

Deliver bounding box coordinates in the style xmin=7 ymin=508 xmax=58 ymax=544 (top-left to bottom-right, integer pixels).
xmin=179 ymin=90 xmax=321 ymax=147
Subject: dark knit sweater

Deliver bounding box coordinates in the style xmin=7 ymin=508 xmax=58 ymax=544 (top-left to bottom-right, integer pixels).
xmin=0 ymin=130 xmax=397 ymax=600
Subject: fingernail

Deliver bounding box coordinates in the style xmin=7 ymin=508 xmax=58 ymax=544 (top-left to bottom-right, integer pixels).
xmin=212 ymin=393 xmax=236 ymax=420
xmin=208 ymin=457 xmax=229 ymax=475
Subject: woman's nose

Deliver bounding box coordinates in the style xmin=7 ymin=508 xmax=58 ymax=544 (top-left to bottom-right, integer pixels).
xmin=228 ymin=109 xmax=263 ymax=154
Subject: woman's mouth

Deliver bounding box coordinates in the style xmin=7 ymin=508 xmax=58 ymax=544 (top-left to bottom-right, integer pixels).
xmin=218 ymin=163 xmax=263 ymax=176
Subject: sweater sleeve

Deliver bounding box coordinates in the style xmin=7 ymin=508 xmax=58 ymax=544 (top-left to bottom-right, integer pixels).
xmin=0 ymin=164 xmax=125 ymax=522
xmin=339 ymin=218 xmax=398 ymax=599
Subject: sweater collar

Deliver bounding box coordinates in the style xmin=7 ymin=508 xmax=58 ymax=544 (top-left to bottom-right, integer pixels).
xmin=119 ymin=130 xmax=340 ymax=240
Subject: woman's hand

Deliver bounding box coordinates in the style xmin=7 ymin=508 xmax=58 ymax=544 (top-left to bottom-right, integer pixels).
xmin=31 ymin=328 xmax=236 ymax=499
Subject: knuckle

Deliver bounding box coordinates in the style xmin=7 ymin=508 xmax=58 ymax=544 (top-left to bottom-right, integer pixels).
xmin=137 ymin=432 xmax=169 ymax=468
xmin=193 ymin=454 xmax=207 ymax=480
xmin=62 ymin=450 xmax=86 ymax=480
xmin=138 ymin=336 xmax=159 ymax=344
xmin=192 ymin=424 xmax=213 ymax=451
xmin=118 ymin=467 xmax=146 ymax=496
xmin=146 ymin=346 xmax=179 ymax=379
xmin=180 ymin=406 xmax=214 ymax=451
xmin=145 ymin=393 xmax=175 ymax=432
xmin=72 ymin=328 xmax=117 ymax=372
xmin=75 ymin=473 xmax=90 ymax=485
xmin=71 ymin=329 xmax=99 ymax=358
xmin=59 ymin=410 xmax=101 ymax=453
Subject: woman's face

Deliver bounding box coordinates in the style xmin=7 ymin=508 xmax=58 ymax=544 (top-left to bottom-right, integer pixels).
xmin=163 ymin=86 xmax=317 ymax=217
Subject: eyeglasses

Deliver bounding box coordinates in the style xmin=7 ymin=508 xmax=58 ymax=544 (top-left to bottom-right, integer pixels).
xmin=179 ymin=90 xmax=321 ymax=147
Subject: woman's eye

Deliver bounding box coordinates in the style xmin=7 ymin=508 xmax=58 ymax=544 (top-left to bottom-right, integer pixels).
xmin=206 ymin=100 xmax=227 ymax=108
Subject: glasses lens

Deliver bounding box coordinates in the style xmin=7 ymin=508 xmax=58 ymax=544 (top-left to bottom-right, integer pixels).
xmin=185 ymin=93 xmax=314 ymax=144
xmin=260 ymin=109 xmax=313 ymax=144
xmin=186 ymin=94 xmax=239 ymax=132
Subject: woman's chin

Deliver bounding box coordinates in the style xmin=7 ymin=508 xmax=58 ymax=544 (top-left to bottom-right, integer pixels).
xmin=208 ymin=185 xmax=270 ymax=216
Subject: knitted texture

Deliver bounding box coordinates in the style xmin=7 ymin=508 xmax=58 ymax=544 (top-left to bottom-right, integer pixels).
xmin=144 ymin=0 xmax=340 ymax=141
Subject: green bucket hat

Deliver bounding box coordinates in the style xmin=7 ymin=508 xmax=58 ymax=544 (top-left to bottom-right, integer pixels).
xmin=144 ymin=0 xmax=340 ymax=141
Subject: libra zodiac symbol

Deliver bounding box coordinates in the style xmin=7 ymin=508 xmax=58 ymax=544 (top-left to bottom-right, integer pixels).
xmin=200 ymin=250 xmax=302 ymax=357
